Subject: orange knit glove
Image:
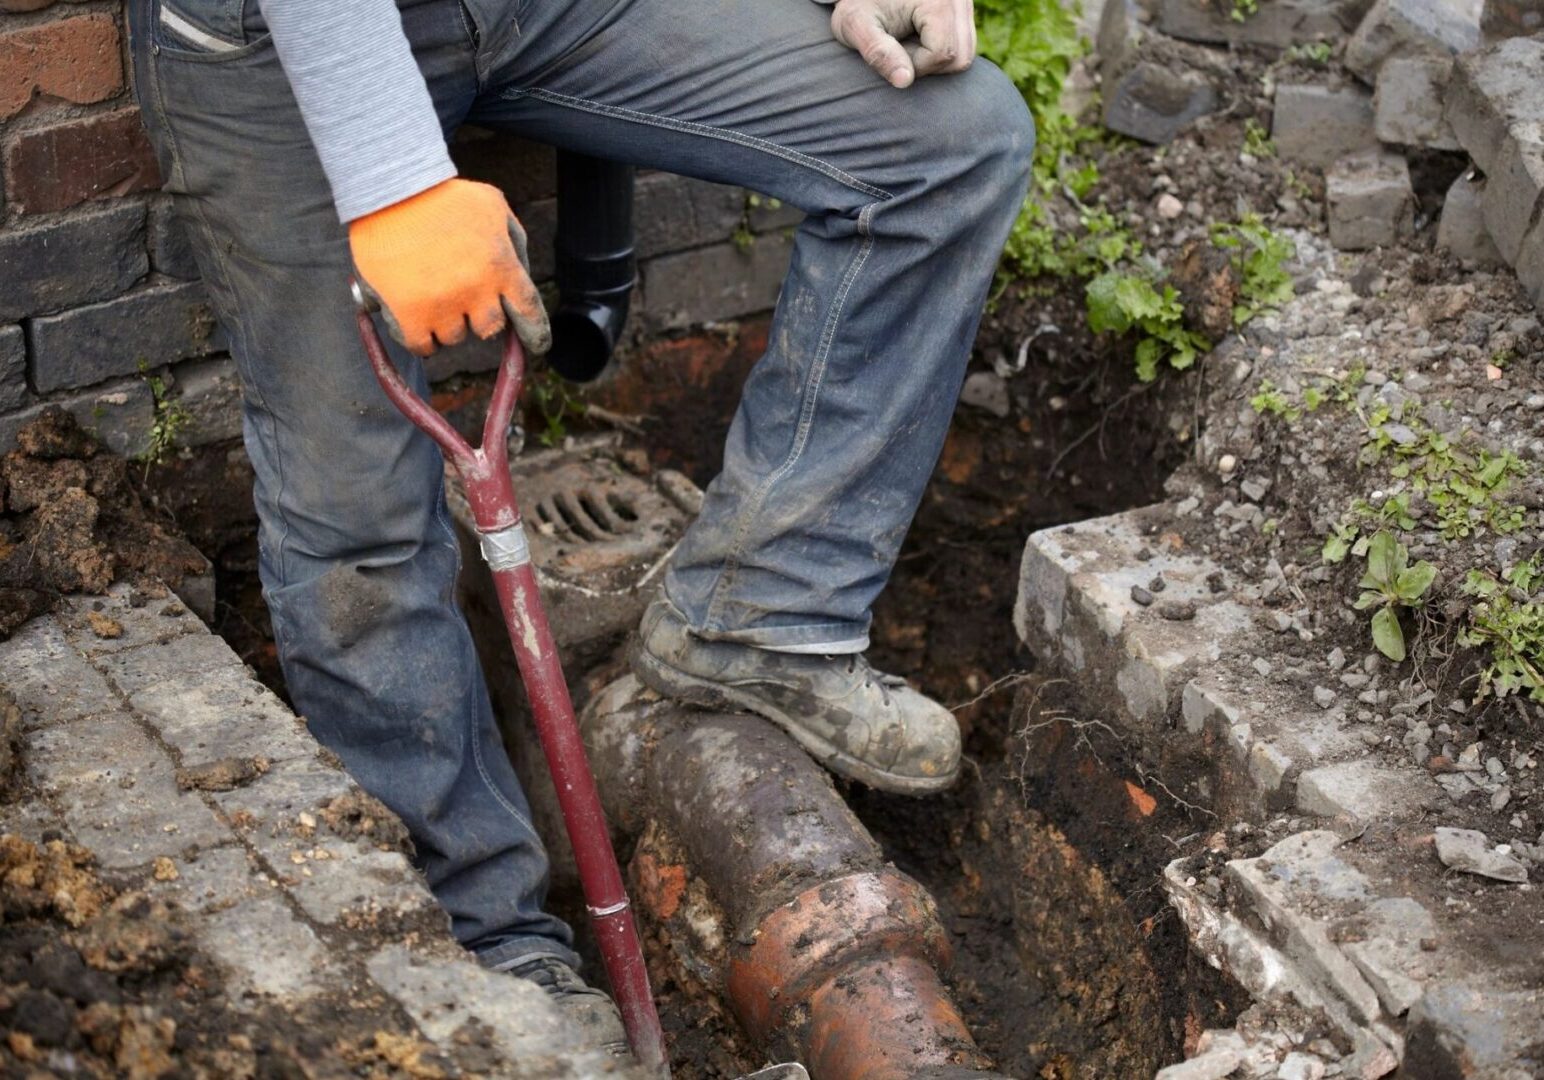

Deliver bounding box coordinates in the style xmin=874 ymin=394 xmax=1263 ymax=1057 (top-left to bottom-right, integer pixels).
xmin=349 ymin=178 xmax=549 ymax=358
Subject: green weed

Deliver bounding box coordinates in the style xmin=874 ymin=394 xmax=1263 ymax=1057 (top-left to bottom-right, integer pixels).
xmin=1460 ymin=556 xmax=1544 ymax=702
xmin=137 ymin=361 xmax=191 ymax=470
xmin=1212 ymin=215 xmax=1294 ymax=324
xmin=1241 ymin=118 xmax=1275 ymax=158
xmin=1355 ymin=530 xmax=1437 ymax=662
xmin=1085 ymin=271 xmax=1210 ymax=381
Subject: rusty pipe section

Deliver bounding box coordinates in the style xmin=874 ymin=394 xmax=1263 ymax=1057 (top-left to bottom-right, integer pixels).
xmin=581 ymin=676 xmax=1004 ymax=1080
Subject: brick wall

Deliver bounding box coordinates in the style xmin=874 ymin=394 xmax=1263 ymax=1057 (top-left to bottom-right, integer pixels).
xmin=0 ymin=1 xmax=799 ymax=457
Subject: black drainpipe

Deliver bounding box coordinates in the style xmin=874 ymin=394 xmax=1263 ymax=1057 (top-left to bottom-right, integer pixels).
xmin=547 ymin=151 xmax=636 ymax=383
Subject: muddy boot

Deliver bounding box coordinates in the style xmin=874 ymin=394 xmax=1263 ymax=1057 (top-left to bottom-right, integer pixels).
xmin=503 ymin=956 xmax=631 ymax=1059
xmin=632 ymin=599 xmax=961 ymax=795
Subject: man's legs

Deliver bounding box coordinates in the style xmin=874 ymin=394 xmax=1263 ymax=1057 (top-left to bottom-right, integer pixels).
xmin=127 ymin=0 xmax=576 ymax=971
xmin=468 ymin=0 xmax=1034 ymax=787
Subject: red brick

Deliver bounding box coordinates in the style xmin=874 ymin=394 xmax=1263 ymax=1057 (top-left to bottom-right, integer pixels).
xmin=0 ymin=14 xmax=123 ymax=121
xmin=5 ymin=108 xmax=160 ymax=215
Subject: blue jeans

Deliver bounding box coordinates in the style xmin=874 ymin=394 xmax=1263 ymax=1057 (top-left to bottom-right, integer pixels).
xmin=128 ymin=0 xmax=1032 ymax=964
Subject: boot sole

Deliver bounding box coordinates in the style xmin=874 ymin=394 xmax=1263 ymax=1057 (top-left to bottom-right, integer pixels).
xmin=631 ymin=644 xmax=959 ymax=797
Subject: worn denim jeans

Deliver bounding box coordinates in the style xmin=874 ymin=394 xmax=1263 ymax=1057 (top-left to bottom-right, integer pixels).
xmin=128 ymin=0 xmax=1032 ymax=966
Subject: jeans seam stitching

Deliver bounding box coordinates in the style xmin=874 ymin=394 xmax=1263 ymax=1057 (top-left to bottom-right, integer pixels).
xmin=506 ymin=87 xmax=893 ymax=201
xmin=703 ymin=200 xmax=878 ymax=630
xmin=471 ymin=714 xmax=538 ymax=834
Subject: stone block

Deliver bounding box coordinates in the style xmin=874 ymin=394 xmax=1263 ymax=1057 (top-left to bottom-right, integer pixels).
xmin=1345 ymin=0 xmax=1480 ymax=83
xmin=1272 ymin=83 xmax=1378 ymax=167
xmin=1326 ymin=152 xmax=1415 ymax=250
xmin=1510 ymin=213 xmax=1544 ymax=304
xmin=167 ymin=357 xmax=242 ymax=446
xmin=126 ymin=663 xmax=315 ymax=769
xmin=198 ymin=894 xmax=336 ymax=1002
xmin=635 ymin=173 xmax=748 ymax=258
xmin=27 ymin=281 xmax=226 ymax=393
xmin=87 ymin=628 xmax=242 ymax=698
xmin=1155 ymin=0 xmax=1370 ymax=47
xmin=58 ymin=586 xmax=202 ymax=656
xmin=3 ymin=108 xmax=160 ymax=215
xmin=1481 ymin=127 xmax=1544 ymax=263
xmin=1373 ymin=55 xmax=1459 ymax=148
xmin=1404 ymin=984 xmax=1544 ymax=1079
xmin=640 ymin=233 xmax=792 ymax=331
xmin=367 ymin=943 xmax=610 ymax=1069
xmin=147 ymin=198 xmax=201 ymax=281
xmin=1101 ymin=56 xmax=1220 ymax=145
xmin=1437 ymin=173 xmax=1505 ymax=266
xmin=0 ymin=378 xmax=156 ymax=458
xmin=1098 ymin=0 xmax=1147 ymax=64
xmin=147 ymin=844 xmax=261 ymax=913
xmin=0 ymin=615 xmax=119 ymax=728
xmin=0 ymin=202 xmax=147 ymax=322
xmin=241 ymin=828 xmax=434 ymax=927
xmin=212 ymin=755 xmax=354 ymax=832
xmin=1014 ymin=507 xmax=1254 ymax=731
xmin=27 ymin=714 xmax=230 ymax=867
xmin=0 ymin=323 xmax=27 ymax=411
xmin=1444 ymin=36 xmax=1544 ymax=174
xmin=1481 ymin=0 xmax=1544 ymax=36
xmin=1295 ymin=758 xmax=1439 ymax=821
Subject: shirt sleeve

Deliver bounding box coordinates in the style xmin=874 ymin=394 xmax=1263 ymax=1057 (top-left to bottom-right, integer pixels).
xmin=259 ymin=0 xmax=457 ymax=222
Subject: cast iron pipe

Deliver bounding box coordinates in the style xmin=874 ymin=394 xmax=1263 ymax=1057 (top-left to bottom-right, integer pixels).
xmin=582 ymin=677 xmax=1006 ymax=1080
xmin=548 ymin=151 xmax=635 ymax=383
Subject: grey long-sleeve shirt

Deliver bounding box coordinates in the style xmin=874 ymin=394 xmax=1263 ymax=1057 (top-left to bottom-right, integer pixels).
xmin=258 ymin=0 xmax=836 ymax=223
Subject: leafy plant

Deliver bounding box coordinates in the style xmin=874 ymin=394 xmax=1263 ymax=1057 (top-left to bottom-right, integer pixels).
xmin=1241 ymin=118 xmax=1275 ymax=158
xmin=527 ymin=370 xmax=585 ymax=448
xmin=1286 ymin=41 xmax=1332 ymax=63
xmin=1085 ymin=271 xmax=1209 ymax=381
xmin=1249 ymin=379 xmax=1299 ymax=421
xmin=1212 ymin=215 xmax=1294 ymax=323
xmin=136 ymin=361 xmax=191 ymax=470
xmin=1460 ymin=557 xmax=1544 ymax=702
xmin=1354 ymin=530 xmax=1437 ymax=662
xmin=1230 ymin=0 xmax=1259 ymax=21
xmin=1322 ymin=519 xmax=1360 ymax=564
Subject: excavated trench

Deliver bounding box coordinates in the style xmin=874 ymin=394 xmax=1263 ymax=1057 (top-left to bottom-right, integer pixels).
xmin=145 ymin=309 xmax=1245 ymax=1078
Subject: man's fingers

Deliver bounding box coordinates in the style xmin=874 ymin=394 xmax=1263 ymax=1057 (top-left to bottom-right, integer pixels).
xmin=909 ymin=0 xmax=971 ymax=75
xmin=501 ymin=280 xmax=552 ymax=356
xmin=833 ymin=4 xmax=916 ymax=88
xmin=470 ymin=302 xmax=507 ymax=341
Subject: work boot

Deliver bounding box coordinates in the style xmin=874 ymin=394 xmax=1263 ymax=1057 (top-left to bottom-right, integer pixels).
xmin=632 ymin=599 xmax=961 ymax=795
xmin=504 ymin=956 xmax=630 ymax=1059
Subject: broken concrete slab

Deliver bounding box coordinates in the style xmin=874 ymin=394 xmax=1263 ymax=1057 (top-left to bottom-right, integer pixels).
xmin=1098 ymin=0 xmax=1222 ymax=144
xmin=199 ymin=892 xmax=339 ymax=1002
xmin=1437 ymin=172 xmax=1506 ymax=266
xmin=1272 ymin=83 xmax=1379 ymax=167
xmin=1373 ymin=55 xmax=1460 ymax=148
xmin=1404 ymin=984 xmax=1544 ymax=1079
xmin=1153 ymin=0 xmax=1369 ymax=47
xmin=1326 ymin=152 xmax=1416 ymax=251
xmin=1345 ymin=0 xmax=1481 ymax=83
xmin=1445 ymin=36 xmax=1544 ymax=175
xmin=1296 ymin=758 xmax=1442 ymax=822
xmin=1432 ymin=825 xmax=1530 ymax=881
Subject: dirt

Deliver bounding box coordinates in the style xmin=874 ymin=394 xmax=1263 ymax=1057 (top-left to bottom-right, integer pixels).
xmin=0 ymin=408 xmax=208 ymax=640
xmin=174 ymin=757 xmax=270 ymax=794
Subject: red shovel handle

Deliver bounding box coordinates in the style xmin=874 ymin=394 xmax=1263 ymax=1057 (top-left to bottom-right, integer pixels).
xmin=353 ymin=298 xmax=668 ymax=1075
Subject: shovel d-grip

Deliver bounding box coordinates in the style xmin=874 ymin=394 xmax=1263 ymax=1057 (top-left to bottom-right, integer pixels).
xmin=353 ymin=300 xmax=667 ymax=1074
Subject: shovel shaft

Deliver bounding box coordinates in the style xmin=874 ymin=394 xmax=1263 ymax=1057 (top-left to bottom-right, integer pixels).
xmin=354 ymin=308 xmax=666 ymax=1073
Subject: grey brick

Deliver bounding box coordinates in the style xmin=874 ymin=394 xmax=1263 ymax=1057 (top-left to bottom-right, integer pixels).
xmin=640 ymin=234 xmax=792 ymax=331
xmin=1373 ymin=55 xmax=1460 ymax=149
xmin=0 ymin=202 xmax=147 ymax=322
xmin=1327 ymin=152 xmax=1416 ymax=250
xmin=1444 ymin=36 xmax=1544 ymax=174
xmin=0 ymin=324 xmax=27 ymax=411
xmin=1345 ymin=0 xmax=1480 ymax=83
xmin=748 ymin=191 xmax=804 ymax=234
xmin=1102 ymin=58 xmax=1220 ymax=145
xmin=147 ymin=845 xmax=262 ymax=913
xmin=452 ymin=129 xmax=557 ymax=204
xmin=634 ymin=173 xmax=747 ymax=258
xmin=1438 ymin=173 xmax=1505 ymax=266
xmin=243 ymin=828 xmax=434 ymax=927
xmin=1272 ymin=83 xmax=1379 ymax=166
xmin=1481 ymin=0 xmax=1544 ymax=37
xmin=1155 ymin=0 xmax=1369 ymax=47
xmin=59 ymin=586 xmax=202 ymax=657
xmin=213 ymin=755 xmax=354 ymax=831
xmin=0 ymin=378 xmax=155 ymax=458
xmin=367 ymin=943 xmax=609 ymax=1069
xmin=147 ymin=198 xmax=202 ymax=281
xmin=199 ymin=893 xmax=337 ymax=1002
xmin=0 ymin=616 xmax=119 ymax=729
xmin=28 ymin=281 xmax=226 ymax=393
xmin=127 ymin=665 xmax=314 ymax=770
xmin=27 ymin=713 xmax=230 ymax=867
xmin=89 ymin=629 xmax=242 ymax=698
xmin=1481 ymin=128 xmax=1544 ymax=264
xmin=1296 ymin=759 xmax=1439 ymax=822
xmin=1405 ymin=985 xmax=1544 ymax=1079
xmin=167 ymin=356 xmax=242 ymax=446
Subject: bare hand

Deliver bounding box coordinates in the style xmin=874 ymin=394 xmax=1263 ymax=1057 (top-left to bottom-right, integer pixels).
xmin=829 ymin=0 xmax=976 ymax=89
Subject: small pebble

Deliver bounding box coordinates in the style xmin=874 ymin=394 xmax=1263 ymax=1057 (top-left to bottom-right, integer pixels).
xmin=1131 ymin=585 xmax=1155 ymax=607
xmin=1252 ymin=657 xmax=1273 ymax=677
xmin=1313 ymin=686 xmax=1337 ymax=709
xmin=1327 ymin=647 xmax=1346 ymax=671
xmin=1148 ymin=574 xmax=1167 ymax=593
xmin=1157 ymin=599 xmax=1198 ymax=621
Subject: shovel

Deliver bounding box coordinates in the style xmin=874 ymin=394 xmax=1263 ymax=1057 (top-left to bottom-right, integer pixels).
xmin=352 ymin=300 xmax=810 ymax=1080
